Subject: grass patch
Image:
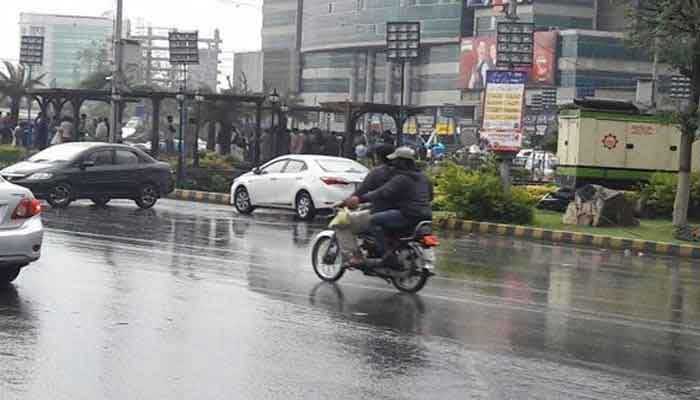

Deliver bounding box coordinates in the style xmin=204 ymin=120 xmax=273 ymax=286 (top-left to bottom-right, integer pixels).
xmin=436 ymin=209 xmax=690 ymax=245
xmin=533 ymin=210 xmax=684 ymax=244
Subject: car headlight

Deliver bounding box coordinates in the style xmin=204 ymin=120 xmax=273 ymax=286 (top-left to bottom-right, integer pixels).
xmin=26 ymin=172 xmax=53 ymax=181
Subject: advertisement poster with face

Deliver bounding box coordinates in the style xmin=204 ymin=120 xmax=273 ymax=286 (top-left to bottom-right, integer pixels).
xmin=459 ymin=31 xmax=558 ymax=89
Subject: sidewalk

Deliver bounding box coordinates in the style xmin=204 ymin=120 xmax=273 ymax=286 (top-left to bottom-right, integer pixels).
xmin=167 ymin=189 xmax=700 ymax=259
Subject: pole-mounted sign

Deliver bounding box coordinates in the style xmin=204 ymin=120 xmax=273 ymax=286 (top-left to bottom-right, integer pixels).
xmin=168 ymin=31 xmax=199 ymax=65
xmin=20 ymin=35 xmax=44 ymax=66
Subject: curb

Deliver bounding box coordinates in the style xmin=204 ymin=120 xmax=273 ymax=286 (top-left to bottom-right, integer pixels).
xmin=434 ymin=216 xmax=700 ymax=260
xmin=164 ymin=190 xmax=700 ymax=260
xmin=167 ymin=189 xmax=231 ymax=205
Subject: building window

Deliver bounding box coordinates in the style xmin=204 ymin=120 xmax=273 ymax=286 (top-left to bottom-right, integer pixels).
xmin=328 ymin=3 xmax=334 ymax=13
xmin=356 ymin=0 xmax=364 ymax=11
xmin=402 ymin=0 xmax=417 ymax=6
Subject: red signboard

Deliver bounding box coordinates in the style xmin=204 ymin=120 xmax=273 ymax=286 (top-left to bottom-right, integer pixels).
xmin=459 ymin=31 xmax=558 ymax=89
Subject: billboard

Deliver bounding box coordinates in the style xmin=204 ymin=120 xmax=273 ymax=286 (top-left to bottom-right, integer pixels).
xmin=480 ymin=70 xmax=526 ymax=152
xmin=459 ymin=31 xmax=557 ymax=89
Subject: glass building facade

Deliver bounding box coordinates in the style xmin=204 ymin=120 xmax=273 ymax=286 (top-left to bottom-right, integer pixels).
xmin=19 ymin=13 xmax=113 ymax=89
xmin=261 ymin=0 xmax=653 ymax=118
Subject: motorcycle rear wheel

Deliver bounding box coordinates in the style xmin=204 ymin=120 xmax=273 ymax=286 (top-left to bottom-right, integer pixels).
xmin=312 ymin=236 xmax=345 ymax=282
xmin=392 ymin=271 xmax=429 ymax=293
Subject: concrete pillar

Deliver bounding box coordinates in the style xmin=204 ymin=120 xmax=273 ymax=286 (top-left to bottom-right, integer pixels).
xmin=403 ymin=62 xmax=412 ymax=105
xmin=365 ymin=50 xmax=375 ymax=102
xmin=146 ymin=27 xmax=153 ymax=87
xmin=151 ymin=98 xmax=161 ymax=157
xmin=384 ymin=62 xmax=393 ymax=104
xmin=349 ymin=52 xmax=358 ymax=102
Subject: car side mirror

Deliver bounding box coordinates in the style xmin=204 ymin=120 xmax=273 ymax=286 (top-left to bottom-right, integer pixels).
xmin=81 ymin=160 xmax=96 ymax=169
xmin=253 ymin=167 xmax=262 ymax=175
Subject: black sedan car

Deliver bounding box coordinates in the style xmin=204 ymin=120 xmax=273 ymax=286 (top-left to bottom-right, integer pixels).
xmin=0 ymin=143 xmax=174 ymax=209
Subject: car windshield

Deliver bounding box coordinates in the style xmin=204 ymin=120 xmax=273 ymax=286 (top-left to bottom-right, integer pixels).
xmin=28 ymin=144 xmax=90 ymax=163
xmin=316 ymin=159 xmax=368 ymax=174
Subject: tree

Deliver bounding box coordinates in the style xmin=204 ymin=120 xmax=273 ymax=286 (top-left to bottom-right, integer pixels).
xmin=78 ymin=70 xmax=111 ymax=90
xmin=0 ymin=61 xmax=45 ymax=122
xmin=626 ymin=1 xmax=700 ymax=226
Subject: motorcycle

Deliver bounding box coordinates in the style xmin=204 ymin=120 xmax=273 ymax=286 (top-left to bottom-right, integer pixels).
xmin=310 ymin=207 xmax=439 ymax=293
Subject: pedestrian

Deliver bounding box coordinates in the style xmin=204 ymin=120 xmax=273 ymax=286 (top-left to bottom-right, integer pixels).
xmin=23 ymin=120 xmax=33 ymax=148
xmin=166 ymin=115 xmax=176 ymax=154
xmin=104 ymin=117 xmax=111 ymax=140
xmin=60 ymin=118 xmax=74 ymax=143
xmin=355 ymin=138 xmax=368 ymax=165
xmin=12 ymin=122 xmax=26 ymax=148
xmin=0 ymin=112 xmax=9 ymax=145
xmin=289 ymin=129 xmax=302 ymax=154
xmin=51 ymin=127 xmax=63 ymax=145
xmin=88 ymin=117 xmax=98 ymax=140
xmin=260 ymin=129 xmax=273 ymax=162
xmin=300 ymin=130 xmax=312 ymax=154
xmin=78 ymin=114 xmax=88 ymax=141
xmin=48 ymin=115 xmax=60 ymax=144
xmin=381 ymin=130 xmax=394 ymax=145
xmin=310 ymin=129 xmax=324 ymax=155
xmin=95 ymin=118 xmax=109 ymax=141
xmin=34 ymin=113 xmax=49 ymax=150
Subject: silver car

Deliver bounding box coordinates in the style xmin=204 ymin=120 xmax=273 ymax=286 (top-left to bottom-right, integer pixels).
xmin=0 ymin=175 xmax=43 ymax=285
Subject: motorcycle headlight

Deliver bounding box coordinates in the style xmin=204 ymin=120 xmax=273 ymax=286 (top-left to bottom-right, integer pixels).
xmin=26 ymin=172 xmax=53 ymax=181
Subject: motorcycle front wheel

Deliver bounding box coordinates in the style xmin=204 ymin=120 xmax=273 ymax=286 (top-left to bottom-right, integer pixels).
xmin=392 ymin=271 xmax=429 ymax=293
xmin=312 ymin=236 xmax=345 ymax=282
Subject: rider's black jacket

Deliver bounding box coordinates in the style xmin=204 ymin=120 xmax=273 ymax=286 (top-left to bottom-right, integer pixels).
xmin=353 ymin=164 xmax=395 ymax=213
xmin=359 ymin=167 xmax=433 ymax=222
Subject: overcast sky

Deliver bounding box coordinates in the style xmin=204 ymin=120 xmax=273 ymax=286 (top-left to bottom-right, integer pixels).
xmin=0 ymin=0 xmax=262 ymax=65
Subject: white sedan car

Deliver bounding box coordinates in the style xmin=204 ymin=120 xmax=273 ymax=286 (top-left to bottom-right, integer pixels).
xmin=231 ymin=155 xmax=368 ymax=220
xmin=0 ymin=176 xmax=43 ymax=285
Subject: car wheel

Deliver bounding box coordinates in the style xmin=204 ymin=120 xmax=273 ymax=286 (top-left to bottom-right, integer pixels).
xmin=0 ymin=266 xmax=21 ymax=287
xmin=295 ymin=191 xmax=316 ymax=221
xmin=135 ymin=184 xmax=159 ymax=210
xmin=47 ymin=183 xmax=73 ymax=209
xmin=234 ymin=187 xmax=254 ymax=214
xmin=91 ymin=196 xmax=111 ymax=207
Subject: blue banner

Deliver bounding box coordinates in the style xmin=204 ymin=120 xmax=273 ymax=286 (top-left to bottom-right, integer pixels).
xmin=486 ymin=70 xmax=527 ymax=85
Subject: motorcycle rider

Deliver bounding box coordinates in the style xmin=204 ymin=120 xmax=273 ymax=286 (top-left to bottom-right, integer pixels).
xmin=344 ymin=146 xmax=433 ymax=263
xmin=351 ymin=143 xmax=395 ymax=212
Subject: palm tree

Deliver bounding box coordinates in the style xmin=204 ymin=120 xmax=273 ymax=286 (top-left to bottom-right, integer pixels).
xmin=0 ymin=61 xmax=45 ymax=122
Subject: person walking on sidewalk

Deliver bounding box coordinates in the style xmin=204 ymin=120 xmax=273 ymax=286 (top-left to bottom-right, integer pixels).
xmin=166 ymin=115 xmax=176 ymax=154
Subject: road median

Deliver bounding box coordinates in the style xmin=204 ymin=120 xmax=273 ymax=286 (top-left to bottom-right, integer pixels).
xmin=434 ymin=215 xmax=700 ymax=259
xmin=167 ymin=189 xmax=231 ymax=205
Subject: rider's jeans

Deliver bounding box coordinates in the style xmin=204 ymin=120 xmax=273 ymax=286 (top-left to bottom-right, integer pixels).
xmin=370 ymin=209 xmax=411 ymax=256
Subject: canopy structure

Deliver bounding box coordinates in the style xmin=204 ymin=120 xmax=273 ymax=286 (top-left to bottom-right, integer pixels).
xmin=320 ymin=101 xmax=431 ymax=144
xmin=27 ymin=88 xmax=266 ymax=160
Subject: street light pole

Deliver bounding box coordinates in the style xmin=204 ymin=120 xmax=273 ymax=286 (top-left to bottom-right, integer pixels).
xmin=177 ymin=90 xmax=185 ymax=186
xmin=399 ymin=60 xmax=406 ymax=146
xmin=194 ymin=91 xmax=205 ymax=167
xmin=269 ymin=88 xmax=280 ymax=156
xmin=111 ymin=0 xmax=124 ymax=143
xmin=386 ymin=21 xmax=420 ymax=148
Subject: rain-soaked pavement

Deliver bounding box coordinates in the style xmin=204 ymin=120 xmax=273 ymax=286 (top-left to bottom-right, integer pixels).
xmin=1 ymin=199 xmax=700 ymax=399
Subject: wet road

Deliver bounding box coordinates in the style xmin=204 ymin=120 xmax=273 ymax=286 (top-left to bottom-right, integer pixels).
xmin=1 ymin=199 xmax=700 ymax=399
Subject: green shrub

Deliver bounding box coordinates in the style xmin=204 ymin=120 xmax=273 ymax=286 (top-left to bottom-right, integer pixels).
xmin=640 ymin=172 xmax=700 ymax=218
xmin=434 ymin=162 xmax=534 ymax=225
xmin=179 ymin=172 xmax=232 ymax=193
xmin=522 ymin=185 xmax=557 ymax=206
xmin=0 ymin=145 xmax=26 ymax=168
xmin=641 ymin=173 xmax=680 ymax=218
